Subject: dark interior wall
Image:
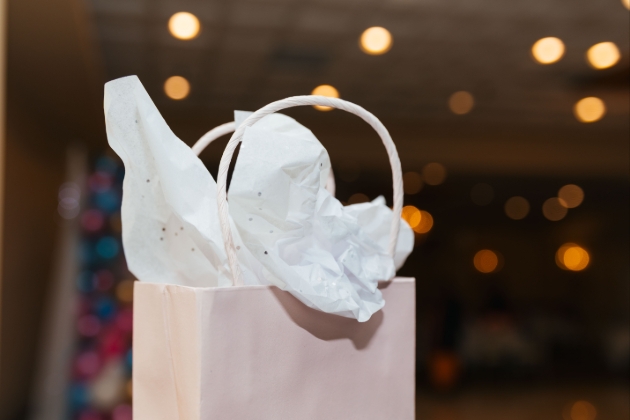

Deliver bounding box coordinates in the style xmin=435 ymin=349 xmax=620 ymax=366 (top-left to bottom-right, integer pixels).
xmin=0 ymin=99 xmax=65 ymax=420
xmin=0 ymin=0 xmax=103 ymax=418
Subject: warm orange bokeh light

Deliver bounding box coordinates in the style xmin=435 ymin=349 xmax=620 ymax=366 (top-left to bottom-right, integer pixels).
xmin=504 ymin=196 xmax=530 ymax=220
xmin=414 ymin=210 xmax=434 ymax=234
xmin=168 ymin=12 xmax=201 ymax=40
xmin=311 ymin=84 xmax=340 ymax=111
xmin=401 ymin=206 xmax=433 ymax=234
xmin=532 ymin=37 xmax=565 ymax=64
xmin=558 ymin=184 xmax=584 ymax=208
xmin=556 ymin=243 xmax=590 ymax=271
xmin=448 ymin=91 xmax=474 ymax=115
xmin=402 ymin=205 xmax=421 ymax=228
xmin=359 ymin=27 xmax=393 ymax=55
xmin=164 ymin=76 xmax=191 ymax=100
xmin=574 ymin=97 xmax=606 ymax=123
xmin=586 ymin=42 xmax=620 ymax=69
xmin=423 ymin=163 xmax=447 ymax=185
xmin=116 ymin=279 xmax=135 ymax=303
xmin=542 ymin=197 xmax=568 ymax=221
xmin=569 ymin=400 xmax=597 ymax=420
xmin=474 ymin=250 xmax=500 ymax=273
xmin=429 ymin=351 xmax=460 ymax=390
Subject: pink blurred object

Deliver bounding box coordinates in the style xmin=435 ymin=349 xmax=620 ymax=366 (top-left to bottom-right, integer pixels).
xmin=95 ymin=270 xmax=115 ymax=291
xmin=115 ymin=308 xmax=133 ymax=333
xmin=81 ymin=209 xmax=105 ymax=232
xmin=88 ymin=172 xmax=113 ymax=192
xmin=101 ymin=328 xmax=126 ymax=359
xmin=133 ymin=279 xmax=416 ymax=420
xmin=77 ymin=409 xmax=102 ymax=420
xmin=112 ymin=404 xmax=132 ymax=420
xmin=75 ymin=351 xmax=101 ymax=378
xmin=77 ymin=315 xmax=101 ymax=337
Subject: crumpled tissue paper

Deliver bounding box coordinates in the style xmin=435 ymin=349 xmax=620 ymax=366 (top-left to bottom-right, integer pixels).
xmin=104 ymin=75 xmax=413 ymax=321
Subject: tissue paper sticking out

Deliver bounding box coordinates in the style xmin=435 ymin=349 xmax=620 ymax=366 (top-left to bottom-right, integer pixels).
xmin=104 ymin=75 xmax=261 ymax=287
xmin=104 ymin=75 xmax=413 ymax=321
xmin=228 ymin=113 xmax=413 ymax=321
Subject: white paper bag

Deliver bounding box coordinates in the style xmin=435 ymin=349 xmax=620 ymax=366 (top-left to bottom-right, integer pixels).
xmin=133 ymin=279 xmax=416 ymax=420
xmin=104 ymin=79 xmax=417 ymax=419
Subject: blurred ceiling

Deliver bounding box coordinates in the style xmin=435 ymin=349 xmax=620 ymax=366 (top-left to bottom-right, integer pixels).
xmin=15 ymin=0 xmax=630 ymax=176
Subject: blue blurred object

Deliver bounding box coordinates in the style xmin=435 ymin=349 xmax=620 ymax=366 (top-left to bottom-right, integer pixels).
xmin=95 ymin=156 xmax=119 ymax=175
xmin=96 ymin=236 xmax=119 ymax=259
xmin=95 ymin=190 xmax=120 ymax=213
xmin=94 ymin=296 xmax=117 ymax=320
xmin=78 ymin=241 xmax=97 ymax=265
xmin=76 ymin=271 xmax=95 ymax=293
xmin=68 ymin=382 xmax=90 ymax=409
xmin=125 ymin=348 xmax=133 ymax=372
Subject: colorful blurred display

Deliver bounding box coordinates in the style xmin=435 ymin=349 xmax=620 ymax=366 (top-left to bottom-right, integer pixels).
xmin=67 ymin=157 xmax=133 ymax=420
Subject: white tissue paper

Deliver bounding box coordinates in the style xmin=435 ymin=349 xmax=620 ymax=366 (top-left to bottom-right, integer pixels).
xmin=229 ymin=114 xmax=414 ymax=321
xmin=104 ymin=75 xmax=261 ymax=288
xmin=104 ymin=75 xmax=413 ymax=321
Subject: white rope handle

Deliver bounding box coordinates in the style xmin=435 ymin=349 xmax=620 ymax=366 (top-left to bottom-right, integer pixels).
xmin=192 ymin=122 xmax=236 ymax=155
xmin=217 ymin=95 xmax=403 ymax=286
xmin=192 ymin=121 xmax=336 ymax=195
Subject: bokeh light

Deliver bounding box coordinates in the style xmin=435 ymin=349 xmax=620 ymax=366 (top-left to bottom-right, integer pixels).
xmin=531 ymin=37 xmax=565 ymax=64
xmin=586 ymin=42 xmax=620 ymax=69
xmin=504 ymin=196 xmax=530 ymax=220
xmin=624 ymin=0 xmax=630 ymax=10
xmin=556 ymin=243 xmax=590 ymax=271
xmin=58 ymin=182 xmax=81 ymax=219
xmin=402 ymin=205 xmax=421 ymax=228
xmin=558 ymin=184 xmax=584 ymax=208
xmin=76 ymin=351 xmax=101 ymax=378
xmin=95 ymin=270 xmax=115 ymax=292
xmin=542 ymin=197 xmax=568 ymax=221
xmin=430 ymin=351 xmax=460 ymax=390
xmin=110 ymin=212 xmax=122 ymax=233
xmin=473 ymin=249 xmax=500 ymax=273
xmin=569 ymin=400 xmax=597 ymax=420
xmin=58 ymin=199 xmax=80 ymax=219
xmin=414 ymin=210 xmax=434 ymax=234
xmin=448 ymin=91 xmax=474 ymax=115
xmin=403 ymin=171 xmax=423 ymax=194
xmin=112 ymin=404 xmax=133 ymax=420
xmin=471 ymin=183 xmax=494 ymax=206
xmin=401 ymin=206 xmax=433 ymax=234
xmin=81 ymin=209 xmax=105 ymax=232
xmin=168 ymin=12 xmax=200 ymax=40
xmin=88 ymin=172 xmax=113 ymax=192
xmin=77 ymin=315 xmax=101 ymax=337
xmin=348 ymin=193 xmax=369 ymax=204
xmin=164 ymin=76 xmax=191 ymax=100
xmin=574 ymin=97 xmax=606 ymax=123
xmin=116 ymin=280 xmax=135 ymax=303
xmin=96 ymin=237 xmax=120 ymax=259
xmin=359 ymin=27 xmax=393 ymax=55
xmin=311 ymin=84 xmax=340 ymax=111
xmin=423 ymin=163 xmax=447 ymax=185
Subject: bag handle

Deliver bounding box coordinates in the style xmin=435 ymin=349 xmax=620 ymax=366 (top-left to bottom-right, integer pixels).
xmin=192 ymin=122 xmax=236 ymax=155
xmin=217 ymin=95 xmax=403 ymax=286
xmin=192 ymin=121 xmax=336 ymax=196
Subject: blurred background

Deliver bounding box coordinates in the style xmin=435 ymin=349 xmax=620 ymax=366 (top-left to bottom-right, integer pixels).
xmin=0 ymin=0 xmax=628 ymax=419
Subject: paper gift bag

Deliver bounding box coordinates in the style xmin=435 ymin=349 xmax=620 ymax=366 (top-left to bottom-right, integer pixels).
xmin=133 ymin=279 xmax=415 ymax=419
xmin=132 ymin=95 xmax=416 ymax=419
